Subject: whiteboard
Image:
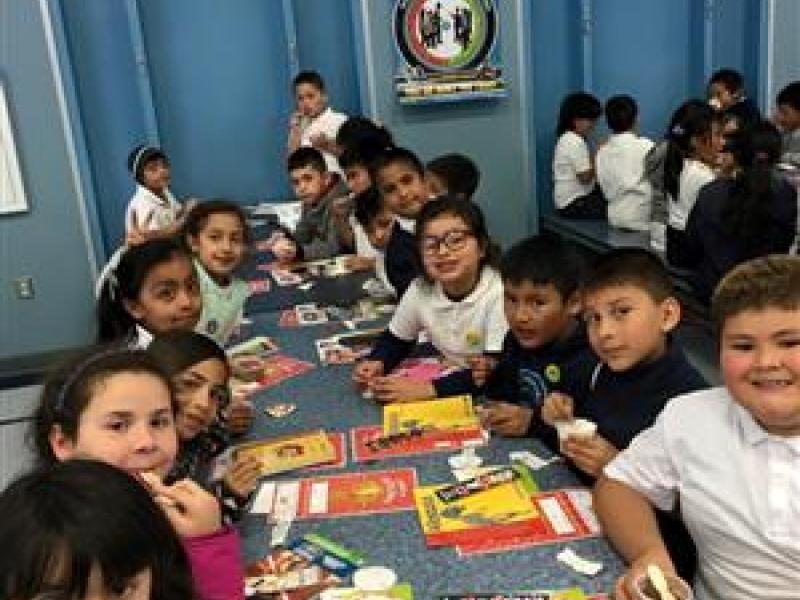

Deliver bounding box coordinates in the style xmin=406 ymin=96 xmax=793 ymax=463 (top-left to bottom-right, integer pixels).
xmin=0 ymin=82 xmax=28 ymax=215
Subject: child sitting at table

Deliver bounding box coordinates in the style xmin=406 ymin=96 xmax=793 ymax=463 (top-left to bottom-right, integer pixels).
xmin=595 ymin=255 xmax=800 ymax=600
xmin=425 ymin=153 xmax=481 ymax=201
xmin=97 ymin=237 xmax=203 ymax=348
xmin=184 ymin=200 xmax=252 ymax=346
xmin=148 ymin=331 xmax=258 ymax=523
xmin=541 ymin=248 xmax=706 ymax=580
xmin=353 ymin=195 xmax=507 ymax=402
xmin=371 ymin=146 xmax=432 ymax=297
xmin=352 ymin=186 xmax=396 ymax=295
xmin=0 ymin=460 xmax=198 ymax=600
xmin=125 ymin=144 xmax=196 ymax=245
xmin=477 ymin=235 xmax=595 ymax=437
xmin=273 ymin=147 xmax=348 ymax=263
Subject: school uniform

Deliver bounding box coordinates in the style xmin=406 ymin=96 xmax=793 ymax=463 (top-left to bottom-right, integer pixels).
xmin=666 ymin=159 xmax=715 ymax=266
xmin=644 ymin=140 xmax=669 ymax=251
xmin=130 ymin=325 xmax=154 ymax=349
xmin=553 ymin=131 xmax=605 ymax=219
xmin=299 ymin=106 xmax=348 ymax=173
xmin=605 ymin=387 xmax=800 ymax=600
xmin=724 ymin=96 xmax=761 ymax=128
xmin=292 ymin=175 xmax=349 ymax=260
xmin=369 ymin=266 xmax=508 ymax=394
xmin=596 ymin=132 xmax=655 ymax=231
xmin=484 ymin=324 xmax=596 ymax=435
xmin=670 ymin=175 xmax=797 ymax=302
xmin=384 ymin=217 xmax=421 ymax=298
xmin=781 ymin=128 xmax=800 ymax=168
xmin=194 ymin=260 xmax=251 ymax=347
xmin=125 ymin=185 xmax=181 ymax=234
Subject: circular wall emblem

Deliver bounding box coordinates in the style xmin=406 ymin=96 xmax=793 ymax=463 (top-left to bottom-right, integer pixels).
xmin=394 ymin=0 xmax=497 ymax=72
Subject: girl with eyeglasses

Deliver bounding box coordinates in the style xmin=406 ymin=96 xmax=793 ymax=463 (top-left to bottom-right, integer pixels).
xmin=148 ymin=331 xmax=260 ymax=523
xmin=31 ymin=346 xmax=245 ymax=600
xmin=353 ymin=195 xmax=508 ymax=403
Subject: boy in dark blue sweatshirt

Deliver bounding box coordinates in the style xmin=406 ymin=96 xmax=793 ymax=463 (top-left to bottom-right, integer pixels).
xmin=479 ymin=235 xmax=596 ymax=437
xmin=541 ymin=247 xmax=707 ymax=580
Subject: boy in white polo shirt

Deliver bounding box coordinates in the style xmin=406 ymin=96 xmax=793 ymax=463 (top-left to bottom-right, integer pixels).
xmin=596 ymin=95 xmax=654 ymax=232
xmin=595 ymin=254 xmax=800 ymax=600
xmin=286 ymin=70 xmax=347 ymax=174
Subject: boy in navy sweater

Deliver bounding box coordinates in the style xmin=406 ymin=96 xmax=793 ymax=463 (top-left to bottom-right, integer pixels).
xmin=478 ymin=235 xmax=596 ymax=437
xmin=542 ymin=248 xmax=707 ymax=580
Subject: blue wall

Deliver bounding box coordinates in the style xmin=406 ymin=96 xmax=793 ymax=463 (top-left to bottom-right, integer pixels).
xmin=0 ymin=0 xmax=96 ymax=359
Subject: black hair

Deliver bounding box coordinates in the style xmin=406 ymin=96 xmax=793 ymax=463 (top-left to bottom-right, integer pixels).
xmin=710 ymin=68 xmax=744 ymax=94
xmin=415 ymin=195 xmax=501 ymax=283
xmin=605 ymin=95 xmax=638 ymax=134
xmin=126 ymin=144 xmax=168 ymax=185
xmin=583 ymin=248 xmax=674 ymax=302
xmin=293 ymin=70 xmax=325 ymax=92
xmin=719 ymin=120 xmax=786 ymax=252
xmin=370 ymin=146 xmax=425 ymax=182
xmin=287 ymin=146 xmax=327 ymax=173
xmin=97 ymin=237 xmax=195 ymax=343
xmin=339 ymin=147 xmax=369 ymax=171
xmin=183 ymin=199 xmax=252 ymax=244
xmin=777 ymin=81 xmax=800 ymax=110
xmin=335 ymin=116 xmax=394 ymax=164
xmin=32 ymin=346 xmax=176 ymax=467
xmin=500 ymin=235 xmax=585 ymax=301
xmin=0 ymin=460 xmax=194 ymax=600
xmin=426 ymin=153 xmax=481 ymax=199
xmin=663 ymin=100 xmax=715 ymax=200
xmin=352 ymin=186 xmax=385 ymax=230
xmin=148 ymin=330 xmax=228 ymax=380
xmin=556 ymin=92 xmax=602 ymax=136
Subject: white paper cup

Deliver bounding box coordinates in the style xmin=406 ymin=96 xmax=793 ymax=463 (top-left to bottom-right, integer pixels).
xmin=555 ymin=418 xmax=597 ymax=442
xmin=353 ymin=566 xmax=397 ymax=594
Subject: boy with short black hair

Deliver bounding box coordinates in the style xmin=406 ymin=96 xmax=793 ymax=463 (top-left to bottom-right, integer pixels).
xmin=275 ymin=147 xmax=348 ymax=262
xmin=287 ymin=70 xmax=347 ymax=173
xmin=596 ymin=255 xmax=800 ymax=600
xmin=425 ymin=153 xmax=481 ymax=200
xmin=352 ymin=186 xmax=395 ymax=294
xmin=371 ymin=146 xmax=431 ymax=296
xmin=596 ymin=95 xmax=654 ymax=232
xmin=708 ymin=68 xmax=761 ymax=127
xmin=776 ymin=81 xmax=800 ymax=167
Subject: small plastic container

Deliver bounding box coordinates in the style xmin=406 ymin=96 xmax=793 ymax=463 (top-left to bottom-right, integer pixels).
xmin=633 ymin=572 xmax=694 ymax=600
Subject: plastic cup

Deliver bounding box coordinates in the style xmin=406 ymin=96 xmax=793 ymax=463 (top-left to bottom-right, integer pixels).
xmin=633 ymin=572 xmax=694 ymax=600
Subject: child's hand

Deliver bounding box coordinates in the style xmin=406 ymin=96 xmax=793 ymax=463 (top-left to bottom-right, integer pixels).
xmin=224 ymin=398 xmax=255 ymax=435
xmin=352 ymin=360 xmax=384 ymax=388
xmin=561 ymin=433 xmax=618 ymax=478
xmin=467 ymin=355 xmax=497 ymax=387
xmin=482 ymin=401 xmax=533 ymax=437
xmin=343 ymin=255 xmax=375 ymax=272
xmin=140 ymin=473 xmax=221 ymax=537
xmin=370 ymin=376 xmax=435 ymax=404
xmin=541 ymin=392 xmax=574 ymax=426
xmin=223 ymin=455 xmax=261 ymax=500
xmin=272 ymin=238 xmax=298 ymax=263
xmin=615 ymin=548 xmax=676 ymax=600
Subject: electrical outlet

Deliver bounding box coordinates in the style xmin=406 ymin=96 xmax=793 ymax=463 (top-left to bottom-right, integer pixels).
xmin=13 ymin=276 xmax=34 ymax=299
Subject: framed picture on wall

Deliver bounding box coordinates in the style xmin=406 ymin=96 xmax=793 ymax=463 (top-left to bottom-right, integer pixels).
xmin=1 ymin=81 xmax=29 ymax=215
xmin=392 ymin=0 xmax=507 ymax=105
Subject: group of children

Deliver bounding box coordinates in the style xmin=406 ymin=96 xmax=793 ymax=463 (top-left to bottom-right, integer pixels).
xmin=553 ymin=70 xmax=800 ymax=304
xmin=3 ymin=68 xmax=800 ymax=600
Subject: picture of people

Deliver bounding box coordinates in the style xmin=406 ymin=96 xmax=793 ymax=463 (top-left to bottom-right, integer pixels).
xmin=418 ymin=0 xmax=473 ymax=52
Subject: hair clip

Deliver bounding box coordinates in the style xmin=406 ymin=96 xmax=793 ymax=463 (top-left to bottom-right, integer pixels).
xmin=671 ymin=124 xmax=685 ymax=137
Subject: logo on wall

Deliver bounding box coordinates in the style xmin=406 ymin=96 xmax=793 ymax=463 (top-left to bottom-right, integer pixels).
xmin=393 ymin=0 xmax=506 ymax=105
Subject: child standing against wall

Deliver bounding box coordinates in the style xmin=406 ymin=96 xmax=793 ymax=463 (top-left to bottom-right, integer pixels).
xmin=553 ymin=92 xmax=605 ymax=219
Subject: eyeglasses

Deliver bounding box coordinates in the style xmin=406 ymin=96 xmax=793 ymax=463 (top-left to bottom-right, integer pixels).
xmin=420 ymin=229 xmax=473 ymax=255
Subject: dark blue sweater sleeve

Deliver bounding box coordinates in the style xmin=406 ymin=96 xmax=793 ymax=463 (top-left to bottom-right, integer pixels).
xmin=433 ymin=369 xmax=477 ymax=397
xmin=368 ymin=330 xmax=416 ymax=373
xmin=385 ymin=226 xmax=421 ymax=298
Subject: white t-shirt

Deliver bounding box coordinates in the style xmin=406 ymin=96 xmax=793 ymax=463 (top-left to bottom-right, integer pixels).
xmin=300 ymin=106 xmax=348 ymax=174
xmin=125 ymin=185 xmax=181 ymax=235
xmin=193 ymin=260 xmax=250 ymax=347
xmin=596 ymin=132 xmax=654 ymax=231
xmin=605 ymin=387 xmax=800 ymax=600
xmin=349 ymin=214 xmax=380 ymax=259
xmin=667 ymin=159 xmax=715 ymax=231
xmin=553 ymin=131 xmax=595 ymax=209
xmin=388 ymin=266 xmax=508 ymax=367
